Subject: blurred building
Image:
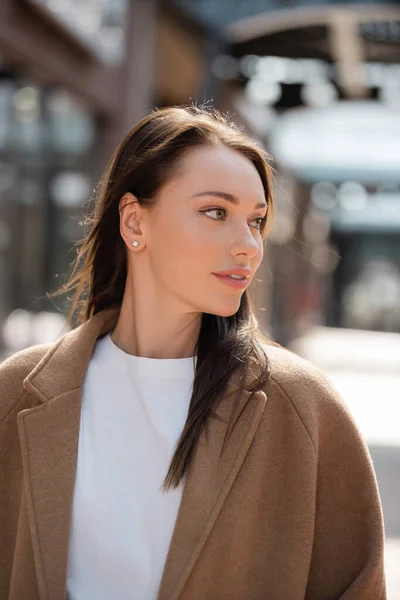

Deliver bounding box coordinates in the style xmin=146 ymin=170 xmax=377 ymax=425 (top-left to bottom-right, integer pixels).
xmin=1 ymin=0 xmax=400 ymax=355
xmin=177 ymin=0 xmax=400 ymax=343
xmin=0 ymin=0 xmax=220 ymax=356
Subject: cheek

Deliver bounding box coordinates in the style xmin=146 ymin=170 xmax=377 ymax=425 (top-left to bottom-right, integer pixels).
xmin=148 ymin=214 xmax=217 ymax=276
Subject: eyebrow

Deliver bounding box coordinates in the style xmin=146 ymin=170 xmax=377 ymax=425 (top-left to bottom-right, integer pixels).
xmin=191 ymin=190 xmax=267 ymax=210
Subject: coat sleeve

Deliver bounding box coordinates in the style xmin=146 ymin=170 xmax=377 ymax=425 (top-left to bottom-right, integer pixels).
xmin=302 ymin=367 xmax=387 ymax=599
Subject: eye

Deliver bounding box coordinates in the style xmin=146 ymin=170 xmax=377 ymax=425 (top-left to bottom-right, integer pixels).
xmin=201 ymin=207 xmax=227 ymax=221
xmin=254 ymin=216 xmax=267 ymax=231
xmin=200 ymin=207 xmax=267 ymax=231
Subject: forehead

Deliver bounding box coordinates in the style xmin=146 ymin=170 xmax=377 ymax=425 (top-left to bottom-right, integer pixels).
xmin=168 ymin=144 xmax=266 ymax=201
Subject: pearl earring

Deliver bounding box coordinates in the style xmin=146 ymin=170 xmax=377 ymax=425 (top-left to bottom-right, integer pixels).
xmin=132 ymin=240 xmax=139 ymax=247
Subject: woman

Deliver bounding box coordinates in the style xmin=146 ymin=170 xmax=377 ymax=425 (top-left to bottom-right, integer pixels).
xmin=0 ymin=105 xmax=386 ymax=600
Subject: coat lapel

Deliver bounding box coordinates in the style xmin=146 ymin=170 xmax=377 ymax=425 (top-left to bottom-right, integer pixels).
xmin=17 ymin=388 xmax=82 ymax=600
xmin=18 ymin=307 xmax=121 ymax=600
xmin=157 ymin=384 xmax=267 ymax=600
xmin=16 ymin=306 xmax=268 ymax=600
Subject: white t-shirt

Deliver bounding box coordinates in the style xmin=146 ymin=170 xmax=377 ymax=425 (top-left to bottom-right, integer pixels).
xmin=66 ymin=332 xmax=196 ymax=600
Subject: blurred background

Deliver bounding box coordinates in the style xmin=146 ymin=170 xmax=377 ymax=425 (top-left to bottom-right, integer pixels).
xmin=0 ymin=0 xmax=399 ymax=594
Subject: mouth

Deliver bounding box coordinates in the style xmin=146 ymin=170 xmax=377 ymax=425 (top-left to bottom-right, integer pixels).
xmin=213 ymin=273 xmax=249 ymax=290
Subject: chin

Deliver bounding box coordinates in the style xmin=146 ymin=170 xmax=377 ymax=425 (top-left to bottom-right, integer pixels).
xmin=216 ymin=309 xmax=240 ymax=318
xmin=207 ymin=301 xmax=241 ymax=318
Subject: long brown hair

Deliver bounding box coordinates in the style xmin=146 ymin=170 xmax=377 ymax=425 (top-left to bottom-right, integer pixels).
xmin=48 ymin=104 xmax=276 ymax=491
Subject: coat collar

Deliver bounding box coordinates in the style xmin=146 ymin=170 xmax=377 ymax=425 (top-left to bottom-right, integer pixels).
xmin=18 ymin=306 xmax=268 ymax=600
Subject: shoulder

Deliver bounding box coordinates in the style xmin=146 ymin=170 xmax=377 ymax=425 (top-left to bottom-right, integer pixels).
xmin=0 ymin=342 xmax=54 ymax=424
xmin=264 ymin=342 xmax=336 ymax=397
xmin=262 ymin=343 xmax=358 ymax=454
xmin=0 ymin=342 xmax=54 ymax=381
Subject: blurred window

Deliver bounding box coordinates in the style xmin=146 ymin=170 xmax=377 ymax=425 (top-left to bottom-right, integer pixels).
xmin=0 ymin=65 xmax=97 ymax=323
xmin=25 ymin=0 xmax=129 ymax=64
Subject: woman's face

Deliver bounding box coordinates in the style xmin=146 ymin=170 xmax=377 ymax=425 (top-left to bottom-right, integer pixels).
xmin=126 ymin=144 xmax=268 ymax=317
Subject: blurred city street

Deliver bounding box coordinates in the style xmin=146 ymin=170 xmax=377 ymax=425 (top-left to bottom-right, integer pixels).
xmin=291 ymin=327 xmax=400 ymax=598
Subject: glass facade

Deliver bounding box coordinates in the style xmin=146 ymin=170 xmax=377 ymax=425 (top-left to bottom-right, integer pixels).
xmin=0 ymin=62 xmax=97 ymax=327
xmin=25 ymin=0 xmax=129 ymax=64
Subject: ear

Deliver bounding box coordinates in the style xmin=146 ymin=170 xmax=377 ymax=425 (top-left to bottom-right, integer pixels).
xmin=118 ymin=193 xmax=146 ymax=250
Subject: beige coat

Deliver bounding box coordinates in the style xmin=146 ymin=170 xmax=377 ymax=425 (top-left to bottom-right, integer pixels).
xmin=0 ymin=306 xmax=386 ymax=600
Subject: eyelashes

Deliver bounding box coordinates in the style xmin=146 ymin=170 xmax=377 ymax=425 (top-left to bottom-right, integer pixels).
xmin=200 ymin=207 xmax=267 ymax=230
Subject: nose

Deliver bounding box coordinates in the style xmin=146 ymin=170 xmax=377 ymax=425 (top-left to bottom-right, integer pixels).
xmin=229 ymin=224 xmax=261 ymax=259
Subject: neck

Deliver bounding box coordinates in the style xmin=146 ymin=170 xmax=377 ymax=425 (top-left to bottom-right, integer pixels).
xmin=111 ymin=280 xmax=202 ymax=359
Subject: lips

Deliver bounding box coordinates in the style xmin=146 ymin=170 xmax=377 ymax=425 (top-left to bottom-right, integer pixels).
xmin=213 ymin=267 xmax=252 ymax=278
xmin=213 ymin=273 xmax=249 ymax=289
